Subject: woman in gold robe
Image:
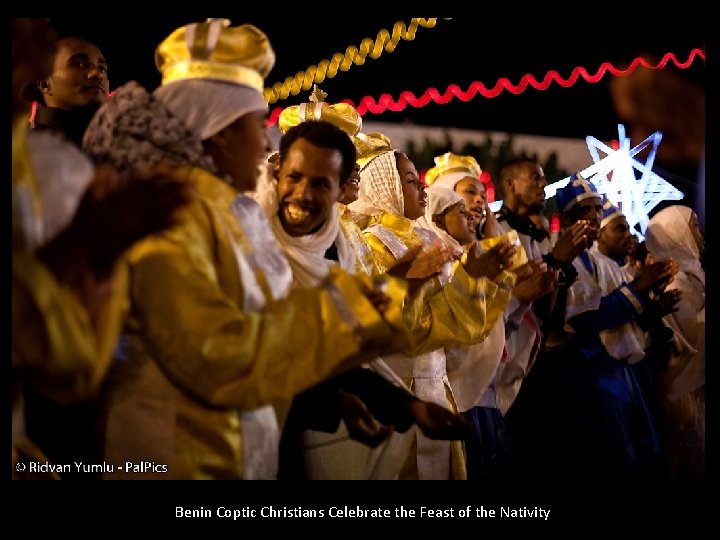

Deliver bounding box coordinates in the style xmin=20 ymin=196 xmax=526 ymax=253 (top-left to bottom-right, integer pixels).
xmin=81 ymin=19 xmax=411 ymax=480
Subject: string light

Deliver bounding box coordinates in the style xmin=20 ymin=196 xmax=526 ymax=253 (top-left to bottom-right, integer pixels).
xmin=267 ymin=48 xmax=704 ymax=126
xmin=263 ymin=18 xmax=446 ymax=104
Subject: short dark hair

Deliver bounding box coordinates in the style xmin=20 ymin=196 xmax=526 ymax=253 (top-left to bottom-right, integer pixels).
xmin=278 ymin=120 xmax=358 ymax=186
xmin=496 ymin=157 xmax=538 ymax=199
xmin=31 ymin=32 xmax=106 ymax=105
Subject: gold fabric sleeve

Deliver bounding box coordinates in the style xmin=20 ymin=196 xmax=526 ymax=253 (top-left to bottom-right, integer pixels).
xmin=362 ymin=212 xmax=516 ymax=355
xmin=122 ymin=170 xmax=409 ymax=411
xmin=402 ymin=262 xmax=515 ymax=356
xmin=12 ymin=253 xmax=128 ymax=401
xmin=12 ymin=115 xmax=128 ymax=403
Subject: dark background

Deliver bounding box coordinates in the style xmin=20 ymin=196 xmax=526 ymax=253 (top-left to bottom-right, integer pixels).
xmin=47 ymin=15 xmax=707 ymax=218
xmin=47 ymin=16 xmax=705 ymax=139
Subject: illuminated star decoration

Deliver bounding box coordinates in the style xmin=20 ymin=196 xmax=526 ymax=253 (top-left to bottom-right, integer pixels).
xmin=490 ymin=124 xmax=684 ymax=239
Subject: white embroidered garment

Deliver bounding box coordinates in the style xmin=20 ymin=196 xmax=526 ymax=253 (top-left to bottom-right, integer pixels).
xmin=645 ymin=205 xmax=704 ymax=286
xmin=347 ymin=150 xmax=404 ymax=219
xmin=251 ymin=163 xmax=340 ymax=288
xmin=426 ymin=171 xmax=468 ymax=192
xmin=336 ymin=206 xmax=374 ymax=274
xmin=251 ymin=158 xmax=414 ymax=478
xmin=446 ymin=307 xmax=506 ymax=413
xmin=645 ymin=205 xmax=705 ymax=397
xmin=25 ymin=129 xmax=94 ymax=243
xmin=566 ymin=244 xmax=647 ymax=363
xmin=495 ymin=220 xmax=544 ymax=412
xmin=154 ymin=79 xmax=267 ymax=141
xmin=229 ymin=194 xmax=294 ymax=480
xmin=416 ymin=186 xmax=465 ymax=258
xmin=371 ymin=222 xmax=459 ymax=479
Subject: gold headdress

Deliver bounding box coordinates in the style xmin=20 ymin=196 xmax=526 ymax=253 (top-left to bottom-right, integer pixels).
xmin=424 ymin=152 xmax=482 ymax=186
xmin=155 ymin=18 xmax=275 ymax=92
xmin=354 ymin=132 xmax=393 ymax=170
xmin=278 ymin=85 xmax=362 ymax=138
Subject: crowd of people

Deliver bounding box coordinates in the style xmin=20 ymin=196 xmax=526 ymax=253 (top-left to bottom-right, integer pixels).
xmin=12 ymin=18 xmax=704 ymax=480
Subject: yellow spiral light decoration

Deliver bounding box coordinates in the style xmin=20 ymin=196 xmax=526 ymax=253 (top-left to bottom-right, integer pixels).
xmin=264 ymin=18 xmax=448 ymax=104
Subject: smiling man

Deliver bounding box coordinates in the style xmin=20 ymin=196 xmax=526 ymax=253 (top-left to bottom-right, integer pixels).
xmin=32 ymin=35 xmax=109 ymax=147
xmin=277 ymin=130 xmax=349 ymax=239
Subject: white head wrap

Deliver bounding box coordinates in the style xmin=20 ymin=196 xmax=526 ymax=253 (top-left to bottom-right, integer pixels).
xmin=416 ymin=187 xmax=465 ymax=257
xmin=251 ymin=161 xmax=342 ymax=288
xmin=154 ymin=79 xmax=268 ymax=140
xmin=644 ymin=205 xmax=704 ymax=286
xmin=346 ymin=150 xmax=404 ymax=218
xmin=428 ymin=171 xmax=471 ymax=192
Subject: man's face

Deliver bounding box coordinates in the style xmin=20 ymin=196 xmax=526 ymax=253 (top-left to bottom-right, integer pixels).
xmin=396 ymin=153 xmax=426 ymax=220
xmin=276 ymin=138 xmax=342 ymax=237
xmin=454 ymin=176 xmax=486 ymax=228
xmin=598 ymin=215 xmax=634 ymax=260
xmin=338 ymin=162 xmax=360 ymax=205
xmin=39 ymin=37 xmax=109 ymax=109
xmin=570 ymin=197 xmax=603 ymax=242
xmin=509 ymin=162 xmax=546 ymax=214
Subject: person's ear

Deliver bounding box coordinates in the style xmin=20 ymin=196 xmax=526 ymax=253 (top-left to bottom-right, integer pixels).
xmin=272 ymin=162 xmax=280 ymax=180
xmin=432 ymin=213 xmax=446 ymax=230
xmin=37 ymin=79 xmax=50 ymax=95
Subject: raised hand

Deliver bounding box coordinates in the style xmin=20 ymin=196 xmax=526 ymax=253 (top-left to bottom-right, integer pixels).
xmin=652 ymin=288 xmax=682 ymax=316
xmin=388 ymin=240 xmax=459 ymax=281
xmin=631 ymin=259 xmax=678 ymax=295
xmin=480 ymin=201 xmax=502 ymax=238
xmin=552 ymin=220 xmax=591 ymax=265
xmin=406 ymin=400 xmax=471 ymax=440
xmin=338 ymin=390 xmax=393 ymax=448
xmin=363 ymin=281 xmax=392 ymax=315
xmin=512 ymin=263 xmax=556 ymax=304
xmin=513 ymin=259 xmax=547 ymax=284
xmin=464 ymin=240 xmax=515 ymax=280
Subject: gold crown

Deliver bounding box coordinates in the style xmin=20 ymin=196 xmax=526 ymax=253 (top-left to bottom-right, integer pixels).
xmin=155 ymin=18 xmax=275 ymax=92
xmin=424 ymin=152 xmax=482 ymax=186
xmin=278 ymin=85 xmax=362 ymax=138
xmin=354 ymin=131 xmax=393 ymax=170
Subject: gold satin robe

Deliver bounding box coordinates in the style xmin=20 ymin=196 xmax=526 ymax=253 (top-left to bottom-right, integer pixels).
xmin=12 ymin=117 xmax=127 ymax=478
xmin=363 ymin=211 xmax=515 ymax=355
xmin=361 ymin=211 xmax=515 ymax=479
xmin=101 ymin=166 xmax=409 ymax=479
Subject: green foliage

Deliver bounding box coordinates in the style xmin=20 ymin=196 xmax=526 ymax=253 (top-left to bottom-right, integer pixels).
xmin=405 ymin=132 xmax=569 ymax=196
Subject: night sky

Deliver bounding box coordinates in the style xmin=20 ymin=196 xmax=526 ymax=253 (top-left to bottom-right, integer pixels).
xmin=48 ymin=15 xmax=705 ymax=140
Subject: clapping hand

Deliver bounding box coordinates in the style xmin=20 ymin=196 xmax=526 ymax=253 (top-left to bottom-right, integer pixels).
xmin=406 ymin=400 xmax=471 ymax=440
xmin=552 ymin=220 xmax=591 ymax=265
xmin=338 ymin=390 xmax=393 ymax=448
xmin=464 ymin=240 xmax=515 ymax=280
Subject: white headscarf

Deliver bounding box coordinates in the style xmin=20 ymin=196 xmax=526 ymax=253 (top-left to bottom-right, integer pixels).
xmin=428 ymin=171 xmax=468 ymax=192
xmin=416 ymin=187 xmax=465 ymax=257
xmin=251 ymin=162 xmax=342 ymax=288
xmin=347 ymin=151 xmax=404 ymax=218
xmin=644 ymin=205 xmax=705 ymax=286
xmin=154 ymin=79 xmax=268 ymax=140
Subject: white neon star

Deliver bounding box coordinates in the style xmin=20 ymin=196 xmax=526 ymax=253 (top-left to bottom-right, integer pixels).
xmin=489 ymin=124 xmax=683 ymax=239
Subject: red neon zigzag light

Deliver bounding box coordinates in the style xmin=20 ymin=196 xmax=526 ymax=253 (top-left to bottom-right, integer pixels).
xmin=267 ymin=48 xmax=705 ymax=126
